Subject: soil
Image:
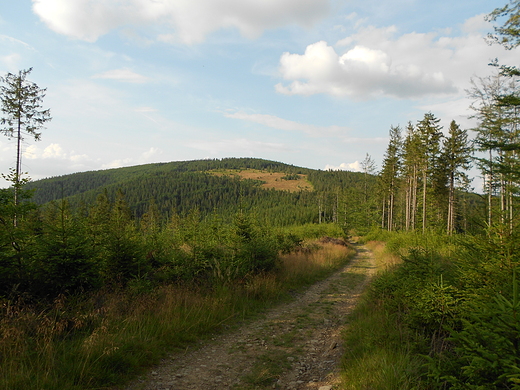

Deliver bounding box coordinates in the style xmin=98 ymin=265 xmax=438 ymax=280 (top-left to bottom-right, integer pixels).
xmin=123 ymin=244 xmax=376 ymax=390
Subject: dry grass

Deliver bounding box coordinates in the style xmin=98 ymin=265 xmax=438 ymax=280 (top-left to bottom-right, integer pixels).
xmin=280 ymin=242 xmax=355 ymax=280
xmin=209 ymin=169 xmax=313 ymax=192
xmin=0 ymin=240 xmax=353 ymax=390
xmin=364 ymin=241 xmax=401 ymax=271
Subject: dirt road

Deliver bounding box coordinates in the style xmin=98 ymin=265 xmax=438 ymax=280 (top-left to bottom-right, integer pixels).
xmin=125 ymin=244 xmax=376 ymax=390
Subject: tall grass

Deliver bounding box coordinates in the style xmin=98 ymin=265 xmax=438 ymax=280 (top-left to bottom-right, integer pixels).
xmin=341 ymin=231 xmax=465 ymax=389
xmin=280 ymin=242 xmax=354 ymax=284
xmin=341 ymin=236 xmax=428 ymax=390
xmin=0 ymin=240 xmax=355 ymax=390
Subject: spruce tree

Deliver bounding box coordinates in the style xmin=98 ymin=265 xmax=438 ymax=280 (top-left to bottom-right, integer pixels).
xmin=442 ymin=120 xmax=473 ymax=234
xmin=379 ymin=125 xmax=402 ymax=231
xmin=0 ymin=68 xmax=51 ymax=208
xmin=402 ymin=122 xmax=421 ymax=231
xmin=416 ymin=112 xmax=444 ymax=232
xmin=469 ymin=73 xmax=520 ymax=230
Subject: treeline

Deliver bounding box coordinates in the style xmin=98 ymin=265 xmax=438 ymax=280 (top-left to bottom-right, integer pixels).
xmin=25 ymin=157 xmax=375 ymax=229
xmin=0 ymin=184 xmax=309 ymax=300
xmin=342 ymin=17 xmax=520 ymax=385
xmin=26 ymin=157 xmax=312 ymax=205
xmin=377 ymin=112 xmax=485 ymax=234
xmin=377 ymin=67 xmax=520 ymax=236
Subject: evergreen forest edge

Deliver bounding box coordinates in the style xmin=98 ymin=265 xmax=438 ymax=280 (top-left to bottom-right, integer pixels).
xmin=2 ymin=0 xmax=520 ymax=387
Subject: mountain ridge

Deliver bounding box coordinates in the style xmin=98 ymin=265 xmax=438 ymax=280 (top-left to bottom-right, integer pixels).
xmin=24 ymin=157 xmax=372 ymax=226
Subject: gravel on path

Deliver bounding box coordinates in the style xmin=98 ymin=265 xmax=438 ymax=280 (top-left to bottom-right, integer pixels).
xmin=123 ymin=244 xmax=376 ymax=390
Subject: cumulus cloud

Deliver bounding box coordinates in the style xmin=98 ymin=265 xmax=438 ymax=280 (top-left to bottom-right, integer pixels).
xmin=42 ymin=143 xmax=67 ymax=159
xmin=12 ymin=143 xmax=93 ymax=182
xmin=32 ymin=0 xmax=330 ymax=44
xmin=275 ymin=15 xmax=515 ymax=99
xmin=276 ymin=40 xmax=456 ymax=99
xmin=325 ymin=161 xmax=361 ymax=172
xmin=92 ymin=68 xmax=150 ymax=83
xmin=224 ymin=111 xmax=349 ymax=137
xmin=24 ymin=143 xmax=88 ymax=162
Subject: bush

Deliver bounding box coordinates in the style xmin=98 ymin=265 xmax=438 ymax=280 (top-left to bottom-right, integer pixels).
xmin=428 ymin=277 xmax=520 ymax=389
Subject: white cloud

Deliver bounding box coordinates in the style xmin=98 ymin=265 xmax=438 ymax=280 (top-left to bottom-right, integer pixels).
xmin=0 ymin=35 xmax=35 ymax=50
xmin=138 ymin=147 xmax=162 ymax=162
xmin=24 ymin=143 xmax=87 ymax=162
xmin=276 ymin=40 xmax=456 ymax=99
xmin=275 ymin=15 xmax=516 ymax=99
xmin=224 ymin=111 xmax=349 ymax=136
xmin=461 ymin=14 xmax=489 ymax=34
xmin=0 ymin=53 xmax=22 ymax=71
xmin=24 ymin=145 xmax=39 ymax=160
xmin=42 ymin=143 xmax=67 ymax=159
xmin=70 ymin=153 xmax=90 ymax=163
xmin=102 ymin=158 xmax=133 ymax=169
xmin=187 ymin=138 xmax=289 ymax=155
xmin=325 ymin=161 xmax=361 ymax=172
xmin=32 ymin=0 xmax=330 ymax=44
xmin=10 ymin=143 xmax=97 ymax=182
xmin=135 ymin=106 xmax=158 ymax=113
xmin=92 ymin=68 xmax=150 ymax=83
xmin=101 ymin=147 xmax=162 ymax=169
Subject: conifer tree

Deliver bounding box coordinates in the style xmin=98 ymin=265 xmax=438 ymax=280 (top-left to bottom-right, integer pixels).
xmin=487 ymin=0 xmax=520 ymax=51
xmin=442 ymin=120 xmax=473 ymax=234
xmin=361 ymin=153 xmax=377 ymax=230
xmin=0 ymin=68 xmax=51 ymax=207
xmin=379 ymin=125 xmax=402 ymax=231
xmin=416 ymin=112 xmax=444 ymax=232
xmin=402 ymin=122 xmax=421 ymax=230
xmin=469 ymin=73 xmax=520 ymax=229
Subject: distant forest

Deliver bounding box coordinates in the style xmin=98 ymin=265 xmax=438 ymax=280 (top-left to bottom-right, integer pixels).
xmin=25 ymin=157 xmax=380 ymax=230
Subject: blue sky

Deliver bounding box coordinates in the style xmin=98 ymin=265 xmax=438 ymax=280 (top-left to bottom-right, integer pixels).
xmin=0 ymin=0 xmax=516 ymax=189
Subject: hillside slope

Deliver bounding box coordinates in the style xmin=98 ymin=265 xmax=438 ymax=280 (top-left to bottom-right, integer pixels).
xmin=25 ymin=157 xmax=374 ymax=226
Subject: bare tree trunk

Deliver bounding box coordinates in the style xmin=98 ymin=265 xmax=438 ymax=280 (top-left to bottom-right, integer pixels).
xmin=405 ymin=177 xmax=411 ymax=231
xmin=388 ymin=192 xmax=394 ymax=231
xmin=509 ymin=180 xmax=513 ymax=234
xmin=318 ymin=195 xmax=322 ymax=224
xmin=422 ymin=170 xmax=427 ymax=233
xmin=381 ymin=196 xmax=386 ymax=229
xmin=411 ymin=167 xmax=418 ymax=231
xmin=488 ymin=150 xmax=493 ymax=227
xmin=447 ymin=172 xmax=455 ymax=235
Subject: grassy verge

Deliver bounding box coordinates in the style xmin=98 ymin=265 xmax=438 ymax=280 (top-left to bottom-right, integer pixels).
xmin=342 ymin=228 xmax=520 ymax=389
xmin=237 ymin=242 xmax=356 ymax=388
xmin=0 ymin=240 xmax=354 ymax=390
xmin=340 ymin=240 xmax=427 ymax=390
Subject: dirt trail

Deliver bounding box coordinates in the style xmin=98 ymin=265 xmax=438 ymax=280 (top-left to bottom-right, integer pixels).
xmin=124 ymin=244 xmax=376 ymax=390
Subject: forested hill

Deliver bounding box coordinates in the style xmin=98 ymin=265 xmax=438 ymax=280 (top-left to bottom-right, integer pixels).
xmin=26 ymin=157 xmax=376 ymax=227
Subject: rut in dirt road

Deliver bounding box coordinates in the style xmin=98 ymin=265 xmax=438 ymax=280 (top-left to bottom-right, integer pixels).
xmin=125 ymin=244 xmax=376 ymax=390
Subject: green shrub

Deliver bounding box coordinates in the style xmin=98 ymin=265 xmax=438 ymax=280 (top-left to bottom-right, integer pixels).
xmin=428 ymin=276 xmax=520 ymax=389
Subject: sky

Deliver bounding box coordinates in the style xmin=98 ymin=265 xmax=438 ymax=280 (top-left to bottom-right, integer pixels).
xmin=0 ymin=0 xmax=517 ymax=190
